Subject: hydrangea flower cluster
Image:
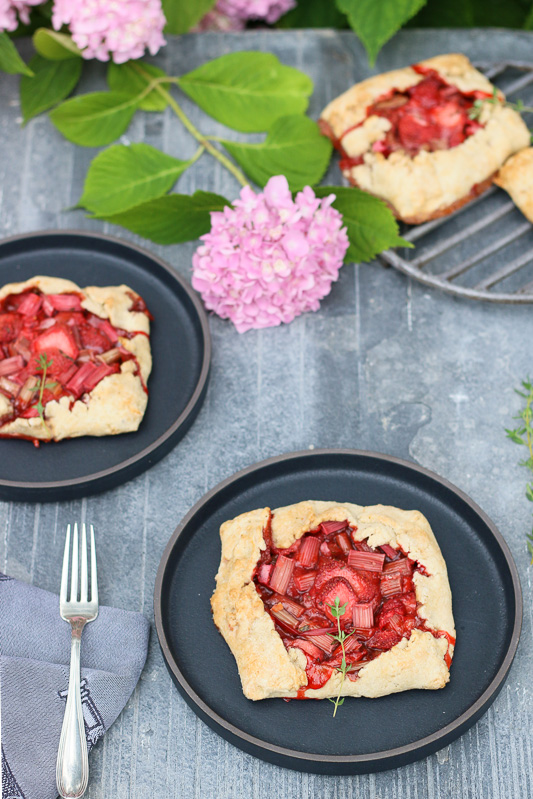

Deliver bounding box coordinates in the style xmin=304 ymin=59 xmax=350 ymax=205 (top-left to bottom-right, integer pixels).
xmin=192 ymin=176 xmax=349 ymax=333
xmin=197 ymin=0 xmax=294 ymax=30
xmin=52 ymin=0 xmax=166 ymax=64
xmin=0 ymin=0 xmax=45 ymax=33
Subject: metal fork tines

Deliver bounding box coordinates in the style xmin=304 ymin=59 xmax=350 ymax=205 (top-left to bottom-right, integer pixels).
xmin=56 ymin=524 xmax=99 ymax=799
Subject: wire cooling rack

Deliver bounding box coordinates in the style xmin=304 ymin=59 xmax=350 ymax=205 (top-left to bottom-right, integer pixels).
xmin=379 ymin=62 xmax=533 ymax=303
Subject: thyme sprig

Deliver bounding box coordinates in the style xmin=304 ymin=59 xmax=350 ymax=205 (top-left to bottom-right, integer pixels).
xmin=468 ymin=87 xmax=533 ymax=122
xmin=505 ymin=377 xmax=533 ymax=563
xmin=326 ymin=596 xmax=356 ymax=717
xmin=32 ymin=352 xmax=56 ymax=433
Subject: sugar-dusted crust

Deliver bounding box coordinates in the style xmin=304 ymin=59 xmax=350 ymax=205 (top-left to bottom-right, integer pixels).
xmin=0 ymin=276 xmax=152 ymax=441
xmin=211 ymin=500 xmax=455 ymax=701
xmin=319 ymin=53 xmax=530 ymax=224
xmin=494 ymin=147 xmax=533 ymax=223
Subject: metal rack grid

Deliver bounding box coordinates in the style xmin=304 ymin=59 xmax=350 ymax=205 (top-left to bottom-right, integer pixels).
xmin=379 ymin=62 xmax=533 ymax=303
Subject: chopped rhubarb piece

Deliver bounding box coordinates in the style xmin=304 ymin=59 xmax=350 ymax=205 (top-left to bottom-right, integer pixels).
xmin=305 ymin=633 xmax=336 ymax=654
xmin=347 ymin=551 xmax=385 ymax=572
xmin=298 ymin=536 xmax=319 ymax=567
xmin=290 ymin=638 xmax=324 ymax=662
xmin=293 ymin=570 xmax=317 ymax=592
xmin=352 ymin=602 xmax=374 ymax=629
xmin=272 ymin=595 xmax=305 ymax=618
xmin=383 ymin=557 xmax=412 ymax=576
xmin=20 ymin=407 xmax=39 ymax=418
xmin=17 ymin=292 xmax=42 ymax=316
xmin=80 ymin=326 xmax=111 ymax=352
xmin=37 ymin=317 xmax=56 ymax=331
xmin=269 ymin=554 xmax=294 ymax=595
xmin=256 ymin=563 xmax=272 ymax=586
xmin=388 ymin=613 xmax=404 ymax=635
xmin=0 ymin=355 xmax=24 ymax=376
xmin=97 ymin=319 xmax=119 ymax=343
xmin=65 ymin=362 xmax=99 ymax=397
xmin=0 ymin=376 xmax=19 ymax=396
xmin=336 ymin=532 xmax=352 ymax=554
xmin=380 ymin=544 xmax=400 ymax=560
xmin=41 ymin=296 xmax=55 ymax=316
xmin=380 ymin=572 xmax=403 ymax=597
xmin=55 ymin=364 xmax=78 ymax=386
xmin=47 ymin=294 xmax=82 ymax=311
xmin=270 ymin=606 xmax=300 ymax=633
xmin=34 ymin=325 xmax=78 ymax=360
xmin=13 ymin=336 xmax=32 ymax=362
xmin=18 ymin=375 xmax=38 ymax=405
xmin=320 ymin=520 xmax=347 ymax=535
xmin=0 ymin=313 xmax=23 ymax=343
xmin=99 ymin=348 xmax=122 ymax=365
xmin=83 ymin=363 xmax=118 ymax=392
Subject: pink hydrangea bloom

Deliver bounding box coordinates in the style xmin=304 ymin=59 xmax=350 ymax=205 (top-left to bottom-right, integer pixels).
xmin=0 ymin=0 xmax=45 ymax=33
xmin=216 ymin=0 xmax=295 ymax=23
xmin=52 ymin=0 xmax=166 ymax=64
xmin=192 ymin=176 xmax=349 ymax=333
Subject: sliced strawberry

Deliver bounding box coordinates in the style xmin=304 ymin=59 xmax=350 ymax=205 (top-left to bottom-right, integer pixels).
xmin=46 ymin=294 xmax=82 ymax=312
xmin=34 ymin=325 xmax=79 ymax=360
xmin=367 ymin=629 xmax=402 ymax=650
xmin=289 ymin=638 xmax=324 ymax=662
xmin=42 ymin=348 xmax=75 ymax=378
xmin=17 ymin=292 xmax=42 ymax=316
xmin=313 ymin=561 xmax=378 ymax=602
xmin=80 ymin=326 xmax=111 ymax=353
xmin=0 ymin=313 xmax=23 ymax=343
xmin=317 ymin=577 xmax=357 ymax=623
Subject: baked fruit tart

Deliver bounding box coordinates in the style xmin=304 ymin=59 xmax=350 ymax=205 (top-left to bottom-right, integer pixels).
xmin=494 ymin=147 xmax=533 ymax=223
xmin=212 ymin=500 xmax=455 ymax=702
xmin=319 ymin=53 xmax=530 ymax=224
xmin=0 ymin=276 xmax=152 ymax=443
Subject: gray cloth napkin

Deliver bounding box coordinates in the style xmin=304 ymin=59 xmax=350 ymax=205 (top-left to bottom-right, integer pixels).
xmin=0 ymin=572 xmax=150 ymax=799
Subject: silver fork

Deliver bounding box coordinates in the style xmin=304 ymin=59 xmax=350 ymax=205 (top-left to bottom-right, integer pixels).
xmin=56 ymin=523 xmax=99 ymax=799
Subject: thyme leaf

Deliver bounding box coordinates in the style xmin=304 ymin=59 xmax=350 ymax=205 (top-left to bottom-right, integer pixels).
xmin=34 ymin=352 xmax=53 ymax=434
xmin=506 ymin=377 xmax=533 ymax=563
xmin=468 ymin=87 xmax=533 ymax=121
xmin=326 ymin=596 xmax=355 ymax=717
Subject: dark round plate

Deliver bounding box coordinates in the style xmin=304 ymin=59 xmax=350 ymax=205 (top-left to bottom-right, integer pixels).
xmin=154 ymin=449 xmax=522 ymax=775
xmin=0 ymin=230 xmax=211 ymax=502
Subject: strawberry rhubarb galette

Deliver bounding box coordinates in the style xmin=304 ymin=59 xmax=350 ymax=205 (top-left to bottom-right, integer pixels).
xmin=0 ymin=276 xmax=152 ymax=443
xmin=319 ymin=53 xmax=530 ymax=224
xmin=211 ymin=500 xmax=455 ymax=701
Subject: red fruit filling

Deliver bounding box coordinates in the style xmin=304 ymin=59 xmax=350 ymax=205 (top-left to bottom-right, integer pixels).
xmin=336 ymin=66 xmax=492 ymax=170
xmin=253 ymin=514 xmax=455 ymax=695
xmin=0 ymin=288 xmax=151 ymax=443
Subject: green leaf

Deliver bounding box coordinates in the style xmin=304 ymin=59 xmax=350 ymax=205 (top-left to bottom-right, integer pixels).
xmin=526 ymin=484 xmax=533 ymax=502
xmin=20 ymin=55 xmax=82 ymax=123
xmin=94 ymin=191 xmax=230 ymax=244
xmin=220 ymin=115 xmax=332 ymax=191
xmin=162 ymin=0 xmax=216 ymax=33
xmin=107 ymin=60 xmax=170 ymax=112
xmin=33 ymin=28 xmax=82 ymax=60
xmin=277 ymin=0 xmax=349 ymax=27
xmin=78 ymin=143 xmax=195 ymax=216
xmin=506 ymin=428 xmax=526 ymax=445
xmin=315 ymin=185 xmax=411 ymax=263
xmin=336 ymin=0 xmax=428 ymax=64
xmin=49 ymin=92 xmax=140 ymax=147
xmin=177 ymin=51 xmax=313 ymax=133
xmin=0 ymin=32 xmax=33 ymax=76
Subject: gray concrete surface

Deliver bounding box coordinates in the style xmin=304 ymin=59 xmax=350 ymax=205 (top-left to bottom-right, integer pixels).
xmin=1 ymin=28 xmax=533 ymax=799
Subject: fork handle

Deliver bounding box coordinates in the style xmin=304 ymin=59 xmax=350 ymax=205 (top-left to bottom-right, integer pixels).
xmin=56 ymin=620 xmax=88 ymax=799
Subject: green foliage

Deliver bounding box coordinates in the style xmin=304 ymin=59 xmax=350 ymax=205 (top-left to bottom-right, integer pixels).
xmin=161 ymin=0 xmax=216 ymax=33
xmin=326 ymin=596 xmax=355 ymax=717
xmin=277 ymin=0 xmax=349 ymax=27
xmin=177 ymin=51 xmax=313 ymax=132
xmin=336 ymin=0 xmax=428 ymax=64
xmin=0 ymin=32 xmax=33 ymax=76
xmin=33 ymin=28 xmax=82 ymax=60
xmin=34 ymin=352 xmax=55 ymax=432
xmin=220 ymin=115 xmax=332 ymax=190
xmin=49 ymin=92 xmax=140 ymax=146
xmin=94 ymin=191 xmax=230 ymax=244
xmin=21 ymin=55 xmax=82 ymax=124
xmin=315 ymin=186 xmax=411 ymax=263
xmin=78 ymin=143 xmax=198 ymax=216
xmin=107 ymin=61 xmax=170 ymax=111
xmin=506 ymin=377 xmax=533 ymax=563
xmin=410 ymin=0 xmax=531 ymax=28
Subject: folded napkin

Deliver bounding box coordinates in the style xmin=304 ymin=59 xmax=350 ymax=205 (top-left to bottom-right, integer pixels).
xmin=0 ymin=572 xmax=150 ymax=799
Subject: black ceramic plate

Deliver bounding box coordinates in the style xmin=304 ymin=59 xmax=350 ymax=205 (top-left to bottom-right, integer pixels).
xmin=0 ymin=231 xmax=210 ymax=502
xmin=154 ymin=449 xmax=522 ymax=775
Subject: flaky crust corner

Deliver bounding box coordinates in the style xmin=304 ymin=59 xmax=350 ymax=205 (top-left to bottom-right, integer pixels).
xmin=319 ymin=53 xmax=530 ymax=223
xmin=494 ymin=147 xmax=533 ymax=223
xmin=211 ymin=500 xmax=455 ymax=701
xmin=0 ymin=276 xmax=152 ymax=441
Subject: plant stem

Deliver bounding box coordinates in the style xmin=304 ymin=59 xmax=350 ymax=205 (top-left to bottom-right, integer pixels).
xmin=130 ymin=62 xmax=250 ymax=188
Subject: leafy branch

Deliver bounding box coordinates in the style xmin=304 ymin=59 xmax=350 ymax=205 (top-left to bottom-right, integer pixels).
xmin=327 ymin=596 xmax=356 ymax=717
xmin=505 ymin=377 xmax=533 ymax=563
xmin=468 ymin=87 xmax=533 ymax=121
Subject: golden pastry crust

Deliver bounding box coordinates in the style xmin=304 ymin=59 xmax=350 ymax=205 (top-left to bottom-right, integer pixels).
xmin=319 ymin=53 xmax=530 ymax=224
xmin=0 ymin=276 xmax=152 ymax=441
xmin=212 ymin=500 xmax=455 ymax=701
xmin=494 ymin=147 xmax=533 ymax=222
